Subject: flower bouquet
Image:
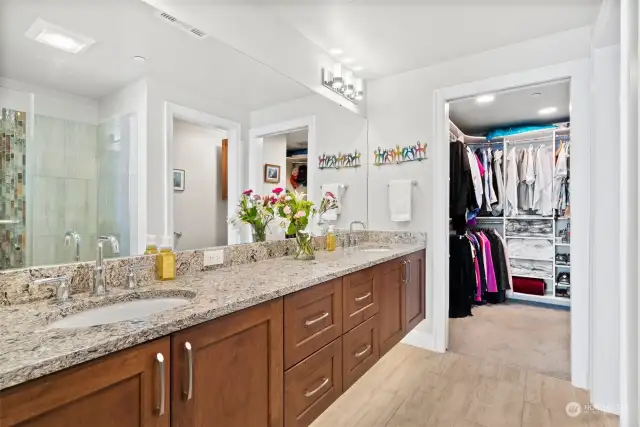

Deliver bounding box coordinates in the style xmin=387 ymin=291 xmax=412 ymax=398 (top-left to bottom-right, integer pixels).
xmin=230 ymin=189 xmax=277 ymax=242
xmin=274 ymin=189 xmax=318 ymax=260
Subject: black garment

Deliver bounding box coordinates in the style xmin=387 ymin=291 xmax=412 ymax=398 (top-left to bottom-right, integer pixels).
xmin=475 ymin=148 xmax=492 ymax=215
xmin=450 ymin=141 xmax=472 ymax=231
xmin=449 ymin=235 xmax=475 ymax=318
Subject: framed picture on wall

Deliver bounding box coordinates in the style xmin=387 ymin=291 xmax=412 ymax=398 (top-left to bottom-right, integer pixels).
xmin=264 ymin=164 xmax=280 ymax=183
xmin=173 ymin=169 xmax=185 ymax=191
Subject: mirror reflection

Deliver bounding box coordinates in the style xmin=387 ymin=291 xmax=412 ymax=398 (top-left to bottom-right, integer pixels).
xmin=0 ymin=0 xmax=368 ymax=269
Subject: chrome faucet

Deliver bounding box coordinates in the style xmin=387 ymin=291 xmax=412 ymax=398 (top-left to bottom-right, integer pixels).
xmin=64 ymin=231 xmax=81 ymax=262
xmin=33 ymin=276 xmax=71 ymax=302
xmin=348 ymin=221 xmax=367 ymax=247
xmin=93 ymin=235 xmax=120 ymax=296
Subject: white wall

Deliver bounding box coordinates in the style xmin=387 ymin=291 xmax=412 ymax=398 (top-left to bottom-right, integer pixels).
xmin=262 ymin=134 xmax=287 ymax=194
xmin=590 ymin=44 xmax=621 ymax=413
xmin=172 ymin=119 xmax=228 ymax=250
xmin=251 ymin=94 xmax=368 ymax=230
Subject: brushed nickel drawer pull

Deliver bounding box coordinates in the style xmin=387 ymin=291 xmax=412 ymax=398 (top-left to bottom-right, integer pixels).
xmin=184 ymin=342 xmax=193 ymax=401
xmin=354 ymin=344 xmax=372 ymax=358
xmin=305 ymin=311 xmax=329 ymax=326
xmin=156 ymin=353 xmax=165 ymax=416
xmin=305 ymin=377 xmax=329 ymax=397
xmin=354 ymin=292 xmax=372 ymax=302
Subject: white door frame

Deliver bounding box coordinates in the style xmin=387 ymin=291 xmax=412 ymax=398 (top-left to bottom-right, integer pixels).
xmin=248 ymin=115 xmax=317 ymax=240
xmin=432 ymin=59 xmax=591 ymax=389
xmin=164 ymin=102 xmax=242 ymax=245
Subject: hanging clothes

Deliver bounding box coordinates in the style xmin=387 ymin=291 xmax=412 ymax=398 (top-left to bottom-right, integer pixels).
xmin=517 ymin=148 xmax=528 ymax=211
xmin=466 ymin=146 xmax=484 ymax=210
xmin=492 ymin=150 xmax=505 ymax=216
xmin=554 ymin=142 xmax=569 ymax=214
xmin=505 ymin=147 xmax=519 ymax=216
xmin=533 ymin=145 xmax=553 ymax=216
xmin=449 ymin=235 xmax=475 ymax=318
xmin=524 ymin=145 xmax=536 ymax=210
xmin=450 ymin=140 xmax=473 ymax=230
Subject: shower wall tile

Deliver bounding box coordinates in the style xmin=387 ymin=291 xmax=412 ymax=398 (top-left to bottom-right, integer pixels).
xmin=32 ymin=177 xmax=65 ymax=236
xmin=64 ymin=179 xmax=96 ymax=235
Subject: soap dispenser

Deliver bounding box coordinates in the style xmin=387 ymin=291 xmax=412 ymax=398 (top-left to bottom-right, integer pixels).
xmin=156 ymin=236 xmax=176 ymax=280
xmin=326 ymin=225 xmax=336 ymax=252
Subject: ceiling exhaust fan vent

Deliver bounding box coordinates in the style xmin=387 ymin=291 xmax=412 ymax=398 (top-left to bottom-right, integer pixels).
xmin=156 ymin=11 xmax=208 ymax=40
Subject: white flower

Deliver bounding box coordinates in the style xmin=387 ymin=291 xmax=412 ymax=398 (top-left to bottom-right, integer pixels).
xmin=285 ymin=195 xmax=292 ymax=201
xmin=284 ymin=206 xmax=292 ymax=215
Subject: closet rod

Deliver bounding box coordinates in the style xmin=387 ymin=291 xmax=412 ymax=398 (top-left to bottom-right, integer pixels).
xmin=507 ymin=136 xmax=555 ymax=145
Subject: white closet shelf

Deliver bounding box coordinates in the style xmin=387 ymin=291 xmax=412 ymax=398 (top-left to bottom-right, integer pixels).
xmin=556 ymin=264 xmax=571 ymax=268
xmin=506 ymin=236 xmax=554 ymax=240
xmin=555 ymin=243 xmax=571 ymax=247
xmin=509 ymin=291 xmax=570 ymax=307
xmin=505 ymin=216 xmax=553 ymax=220
xmin=511 ymin=273 xmax=554 ymax=280
xmin=510 ymin=256 xmax=554 ymax=262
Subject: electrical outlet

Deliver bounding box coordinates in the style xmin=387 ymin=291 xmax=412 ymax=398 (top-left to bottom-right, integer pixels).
xmin=203 ymin=250 xmax=224 ymax=266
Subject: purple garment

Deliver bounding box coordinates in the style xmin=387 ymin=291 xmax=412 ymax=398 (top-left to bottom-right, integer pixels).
xmin=466 ymin=234 xmax=483 ymax=302
xmin=478 ymin=232 xmax=498 ymax=293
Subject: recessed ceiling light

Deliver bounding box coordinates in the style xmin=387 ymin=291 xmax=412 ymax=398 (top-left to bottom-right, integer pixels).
xmin=475 ymin=94 xmax=496 ymax=104
xmin=352 ymin=65 xmax=363 ymax=72
xmin=25 ymin=18 xmax=95 ymax=54
xmin=538 ymin=106 xmax=558 ymax=115
xmin=532 ymin=92 xmax=542 ymax=97
xmin=342 ymin=57 xmax=355 ymax=64
xmin=329 ymin=48 xmax=343 ymax=55
xmin=132 ymin=56 xmax=146 ymax=62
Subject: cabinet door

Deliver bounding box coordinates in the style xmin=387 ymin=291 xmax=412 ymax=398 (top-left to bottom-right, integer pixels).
xmin=0 ymin=338 xmax=171 ymax=427
xmin=342 ymin=267 xmax=379 ymax=332
xmin=377 ymin=259 xmax=406 ymax=356
xmin=284 ymin=278 xmax=342 ymax=369
xmin=171 ymin=299 xmax=284 ymax=427
xmin=405 ymin=250 xmax=426 ymax=332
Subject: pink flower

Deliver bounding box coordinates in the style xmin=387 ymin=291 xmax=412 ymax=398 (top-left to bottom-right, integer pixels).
xmin=273 ymin=187 xmax=284 ymax=195
xmin=283 ymin=206 xmax=292 ymax=215
xmin=253 ymin=194 xmax=261 ymax=201
xmin=243 ymin=189 xmax=253 ymax=196
xmin=325 ymin=191 xmax=335 ymax=199
xmin=294 ymin=211 xmax=305 ymax=219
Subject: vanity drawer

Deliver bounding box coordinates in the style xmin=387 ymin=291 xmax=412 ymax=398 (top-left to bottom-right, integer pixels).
xmin=342 ymin=267 xmax=379 ymax=332
xmin=284 ymin=278 xmax=343 ymax=369
xmin=284 ymin=338 xmax=343 ymax=427
xmin=343 ymin=315 xmax=379 ymax=390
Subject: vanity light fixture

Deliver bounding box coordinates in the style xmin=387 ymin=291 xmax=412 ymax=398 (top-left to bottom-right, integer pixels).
xmin=538 ymin=106 xmax=558 ymax=115
xmin=321 ymin=64 xmax=364 ymax=104
xmin=25 ymin=18 xmax=95 ymax=54
xmin=475 ymin=94 xmax=495 ymax=104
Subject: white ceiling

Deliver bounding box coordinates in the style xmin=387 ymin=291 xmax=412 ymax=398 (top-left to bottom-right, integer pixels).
xmin=449 ymin=79 xmax=570 ymax=135
xmin=267 ymin=0 xmax=601 ymax=79
xmin=0 ymin=0 xmax=311 ymax=109
xmin=286 ymin=129 xmax=308 ymax=149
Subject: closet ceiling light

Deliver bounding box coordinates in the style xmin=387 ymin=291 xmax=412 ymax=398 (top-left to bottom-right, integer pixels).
xmin=132 ymin=55 xmax=146 ymax=62
xmin=538 ymin=106 xmax=558 ymax=115
xmin=532 ymin=92 xmax=542 ymax=97
xmin=475 ymin=94 xmax=495 ymax=104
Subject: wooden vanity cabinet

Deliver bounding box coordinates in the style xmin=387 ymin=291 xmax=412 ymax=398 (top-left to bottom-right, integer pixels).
xmin=0 ymin=337 xmax=171 ymax=427
xmin=405 ymin=250 xmax=426 ymax=332
xmin=377 ymin=258 xmax=407 ymax=356
xmin=170 ymin=298 xmax=284 ymax=427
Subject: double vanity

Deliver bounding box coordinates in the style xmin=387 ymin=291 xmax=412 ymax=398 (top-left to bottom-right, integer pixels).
xmin=0 ymin=243 xmax=425 ymax=427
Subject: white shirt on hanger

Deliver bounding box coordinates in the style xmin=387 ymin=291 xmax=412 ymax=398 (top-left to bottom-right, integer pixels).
xmin=466 ymin=146 xmax=483 ymax=209
xmin=524 ymin=145 xmax=536 ymax=210
xmin=533 ymin=145 xmax=553 ymax=216
xmin=505 ymin=147 xmax=519 ymax=216
xmin=492 ymin=150 xmax=505 ymax=215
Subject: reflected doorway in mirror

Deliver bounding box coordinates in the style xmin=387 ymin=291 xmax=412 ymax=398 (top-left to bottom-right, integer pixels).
xmin=264 ymin=164 xmax=281 ymax=183
xmin=173 ymin=169 xmax=185 ymax=191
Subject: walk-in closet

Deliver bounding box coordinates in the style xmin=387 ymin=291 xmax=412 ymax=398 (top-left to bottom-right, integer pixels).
xmin=447 ymin=80 xmax=572 ymax=380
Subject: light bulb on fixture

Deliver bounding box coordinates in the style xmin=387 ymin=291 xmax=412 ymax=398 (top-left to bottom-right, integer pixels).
xmin=332 ymin=63 xmax=344 ymax=89
xmin=344 ymin=70 xmax=355 ymax=96
xmin=355 ymin=78 xmax=364 ymax=101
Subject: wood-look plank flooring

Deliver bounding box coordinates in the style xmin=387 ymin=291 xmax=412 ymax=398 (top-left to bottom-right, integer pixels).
xmin=311 ymin=344 xmax=619 ymax=427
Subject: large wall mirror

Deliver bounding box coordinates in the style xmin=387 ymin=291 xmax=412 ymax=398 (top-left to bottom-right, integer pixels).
xmin=0 ymin=0 xmax=368 ymax=269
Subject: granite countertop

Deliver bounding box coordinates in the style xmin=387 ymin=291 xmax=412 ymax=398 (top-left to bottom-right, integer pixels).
xmin=0 ymin=243 xmax=424 ymax=391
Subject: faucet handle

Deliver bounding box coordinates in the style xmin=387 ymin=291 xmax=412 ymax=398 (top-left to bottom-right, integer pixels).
xmin=33 ymin=276 xmax=71 ymax=302
xmin=128 ymin=265 xmax=150 ymax=289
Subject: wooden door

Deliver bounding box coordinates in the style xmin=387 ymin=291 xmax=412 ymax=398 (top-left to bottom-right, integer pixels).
xmin=377 ymin=259 xmax=406 ymax=356
xmin=221 ymin=138 xmax=228 ymax=200
xmin=171 ymin=299 xmax=284 ymax=427
xmin=0 ymin=338 xmax=171 ymax=427
xmin=405 ymin=250 xmax=426 ymax=332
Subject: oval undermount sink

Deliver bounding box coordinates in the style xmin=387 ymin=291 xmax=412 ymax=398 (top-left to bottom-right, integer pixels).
xmin=47 ymin=297 xmax=190 ymax=329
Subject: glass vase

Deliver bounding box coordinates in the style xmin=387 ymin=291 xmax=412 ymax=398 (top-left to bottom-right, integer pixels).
xmin=294 ymin=231 xmax=315 ymax=260
xmin=251 ymin=224 xmax=267 ymax=243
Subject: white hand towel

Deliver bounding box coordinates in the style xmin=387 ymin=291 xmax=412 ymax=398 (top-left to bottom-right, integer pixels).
xmin=389 ymin=180 xmax=413 ymax=222
xmin=320 ymin=183 xmax=341 ymax=221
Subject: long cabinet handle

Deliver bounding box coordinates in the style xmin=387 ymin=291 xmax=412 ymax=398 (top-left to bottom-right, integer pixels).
xmin=354 ymin=344 xmax=372 ymax=358
xmin=305 ymin=311 xmax=329 ymax=326
xmin=354 ymin=292 xmax=372 ymax=302
xmin=156 ymin=353 xmax=165 ymax=416
xmin=408 ymin=260 xmax=412 ymax=282
xmin=184 ymin=342 xmax=193 ymax=401
xmin=304 ymin=377 xmax=329 ymax=397
xmin=401 ymin=261 xmax=407 ymax=283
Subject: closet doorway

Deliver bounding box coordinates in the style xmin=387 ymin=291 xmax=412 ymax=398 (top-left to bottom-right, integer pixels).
xmin=434 ymin=69 xmax=590 ymax=387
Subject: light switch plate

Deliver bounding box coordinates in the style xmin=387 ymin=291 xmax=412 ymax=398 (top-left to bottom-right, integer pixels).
xmin=203 ymin=250 xmax=224 ymax=266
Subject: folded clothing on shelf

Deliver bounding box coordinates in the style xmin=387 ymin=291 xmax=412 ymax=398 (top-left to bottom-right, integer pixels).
xmin=512 ymin=277 xmax=546 ymax=296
